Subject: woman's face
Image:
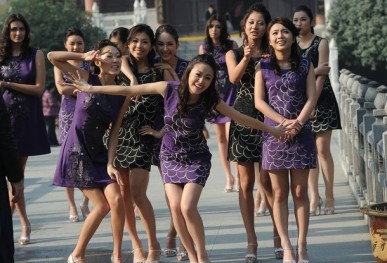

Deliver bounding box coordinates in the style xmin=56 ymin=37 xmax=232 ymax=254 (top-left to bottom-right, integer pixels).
xmin=128 ymin=32 xmax=152 ymax=61
xmin=109 ymin=36 xmax=128 ymax=56
xmin=268 ymin=23 xmax=294 ymax=52
xmin=243 ymin=11 xmax=267 ymax=42
xmin=64 ymin=35 xmax=85 ymax=53
xmin=9 ymin=21 xmax=26 ymax=44
xmin=208 ymin=20 xmax=222 ymax=41
xmin=96 ymin=45 xmax=122 ymax=75
xmin=293 ymin=11 xmax=312 ymax=35
xmin=188 ymin=62 xmax=214 ymax=96
xmin=156 ymin=32 xmax=178 ymax=62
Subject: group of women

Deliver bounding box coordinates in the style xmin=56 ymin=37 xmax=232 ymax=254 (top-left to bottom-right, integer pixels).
xmin=2 ymin=2 xmax=340 ymax=263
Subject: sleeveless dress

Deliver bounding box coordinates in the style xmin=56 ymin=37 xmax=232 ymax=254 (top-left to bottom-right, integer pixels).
xmin=300 ymin=36 xmax=341 ymax=132
xmin=58 ymin=61 xmax=90 ymax=144
xmin=151 ymin=57 xmax=189 ymax=166
xmin=202 ymin=42 xmax=237 ymax=124
xmin=161 ymin=81 xmax=211 ymax=186
xmin=53 ymin=74 xmax=125 ymax=188
xmin=260 ymin=57 xmax=316 ymax=170
xmin=228 ymin=47 xmax=263 ymax=162
xmin=1 ymin=48 xmax=50 ymax=156
xmin=113 ymin=66 xmax=164 ymax=171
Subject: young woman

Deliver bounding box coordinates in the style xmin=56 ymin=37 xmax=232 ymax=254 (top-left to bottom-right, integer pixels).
xmin=225 ymin=4 xmax=282 ymax=262
xmin=255 ymin=17 xmax=317 ymax=263
xmin=49 ymin=40 xmax=126 ymax=263
xmin=0 ymin=13 xmax=50 ymax=246
xmin=109 ymin=27 xmax=130 ymax=56
xmin=199 ymin=15 xmax=239 ymax=193
xmin=154 ymin=23 xmax=189 ymax=261
xmin=293 ymin=5 xmax=341 ymax=216
xmin=106 ymin=24 xmax=169 ymax=263
xmin=63 ymin=53 xmax=286 ymax=263
xmin=54 ymin=27 xmax=90 ymax=222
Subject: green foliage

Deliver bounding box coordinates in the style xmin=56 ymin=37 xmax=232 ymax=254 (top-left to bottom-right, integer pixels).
xmin=1 ymin=0 xmax=107 ymax=81
xmin=328 ymin=0 xmax=387 ymax=70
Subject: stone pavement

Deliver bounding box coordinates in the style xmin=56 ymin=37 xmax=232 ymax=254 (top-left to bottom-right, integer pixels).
xmin=13 ymin=130 xmax=375 ymax=263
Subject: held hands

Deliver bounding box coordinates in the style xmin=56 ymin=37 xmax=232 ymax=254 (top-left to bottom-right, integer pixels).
xmin=280 ymin=119 xmax=304 ymax=140
xmin=154 ymin=62 xmax=173 ymax=72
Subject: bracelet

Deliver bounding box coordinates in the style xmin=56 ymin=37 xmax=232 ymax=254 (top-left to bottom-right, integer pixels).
xmin=279 ymin=119 xmax=286 ymax=125
xmin=296 ymin=119 xmax=304 ymax=126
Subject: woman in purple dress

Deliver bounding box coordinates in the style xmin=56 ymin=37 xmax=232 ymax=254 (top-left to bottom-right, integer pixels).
xmin=255 ymin=17 xmax=317 ymax=263
xmin=48 ymin=40 xmax=126 ymax=263
xmin=54 ymin=27 xmax=90 ymax=223
xmin=64 ymin=54 xmax=286 ymax=263
xmin=293 ymin=5 xmax=341 ymax=216
xmin=199 ymin=15 xmax=239 ymax=193
xmin=0 ymin=13 xmax=50 ymax=246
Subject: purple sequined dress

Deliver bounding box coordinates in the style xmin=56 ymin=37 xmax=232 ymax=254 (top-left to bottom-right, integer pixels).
xmin=53 ymin=75 xmax=124 ymax=188
xmin=260 ymin=57 xmax=316 ymax=170
xmin=58 ymin=61 xmax=90 ymax=144
xmin=161 ymin=81 xmax=211 ymax=186
xmin=1 ymin=48 xmax=50 ymax=156
xmin=202 ymin=42 xmax=237 ymax=124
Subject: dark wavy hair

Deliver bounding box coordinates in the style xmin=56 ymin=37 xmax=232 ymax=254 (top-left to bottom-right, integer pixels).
xmin=294 ymin=5 xmax=315 ymax=34
xmin=178 ymin=54 xmax=219 ymax=117
xmin=155 ymin=24 xmax=179 ymax=45
xmin=267 ymin=17 xmax=301 ymax=74
xmin=65 ymin=27 xmax=85 ymax=43
xmin=204 ymin=15 xmax=233 ymax=53
xmin=0 ymin=13 xmax=32 ymax=62
xmin=127 ymin=24 xmax=156 ymax=76
xmin=240 ymin=3 xmax=271 ymax=53
xmin=109 ymin=27 xmax=130 ymax=44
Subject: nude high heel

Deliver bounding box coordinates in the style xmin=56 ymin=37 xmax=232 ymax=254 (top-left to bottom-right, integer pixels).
xmin=324 ymin=198 xmax=335 ymax=215
xmin=19 ymin=224 xmax=31 ymax=245
xmin=309 ymin=197 xmax=323 ymax=216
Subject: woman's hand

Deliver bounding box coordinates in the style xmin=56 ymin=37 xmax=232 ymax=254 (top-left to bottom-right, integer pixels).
xmin=107 ymin=164 xmax=123 ymax=186
xmin=139 ymin=125 xmax=164 ymax=139
xmin=83 ymin=50 xmax=100 ymax=62
xmin=60 ymin=71 xmax=91 ymax=93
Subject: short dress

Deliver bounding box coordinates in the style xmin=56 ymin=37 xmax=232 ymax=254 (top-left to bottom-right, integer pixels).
xmin=53 ymin=75 xmax=125 ymax=188
xmin=260 ymin=57 xmax=316 ymax=170
xmin=228 ymin=47 xmax=263 ymax=162
xmin=1 ymin=48 xmax=50 ymax=156
xmin=161 ymin=81 xmax=211 ymax=186
xmin=113 ymin=67 xmax=164 ymax=171
xmin=58 ymin=61 xmax=90 ymax=144
xmin=151 ymin=57 xmax=189 ymax=166
xmin=202 ymin=42 xmax=237 ymax=124
xmin=300 ymin=36 xmax=341 ymax=132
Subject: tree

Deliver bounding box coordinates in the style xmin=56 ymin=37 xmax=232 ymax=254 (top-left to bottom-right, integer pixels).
xmin=328 ymin=0 xmax=387 ymax=71
xmin=1 ymin=0 xmax=106 ymax=80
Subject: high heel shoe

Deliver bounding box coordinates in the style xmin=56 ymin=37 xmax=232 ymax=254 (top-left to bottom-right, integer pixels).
xmin=145 ymin=248 xmax=161 ymax=263
xmin=162 ymin=236 xmax=177 ymax=257
xmin=111 ymin=254 xmax=122 ymax=263
xmin=79 ymin=203 xmax=90 ymax=219
xmin=132 ymin=247 xmax=146 ymax=263
xmin=245 ymin=243 xmax=258 ymax=263
xmin=282 ymin=247 xmax=296 ymax=263
xmin=176 ymin=251 xmax=188 ymax=261
xmin=309 ymin=198 xmax=323 ymax=216
xmin=297 ymin=245 xmax=309 ymax=263
xmin=273 ymin=236 xmax=283 ymax=259
xmin=324 ymin=198 xmax=335 ymax=215
xmin=19 ymin=224 xmax=31 ymax=245
xmin=67 ymin=254 xmax=85 ymax=263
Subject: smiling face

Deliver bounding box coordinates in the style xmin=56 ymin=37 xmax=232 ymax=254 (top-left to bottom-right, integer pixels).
xmin=268 ymin=23 xmax=295 ymax=52
xmin=188 ymin=62 xmax=214 ymax=98
xmin=243 ymin=11 xmax=267 ymax=42
xmin=96 ymin=45 xmax=122 ymax=75
xmin=65 ymin=35 xmax=85 ymax=53
xmin=128 ymin=32 xmax=152 ymax=61
xmin=293 ymin=11 xmax=313 ymax=35
xmin=9 ymin=21 xmax=26 ymax=44
xmin=156 ymin=32 xmax=178 ymax=62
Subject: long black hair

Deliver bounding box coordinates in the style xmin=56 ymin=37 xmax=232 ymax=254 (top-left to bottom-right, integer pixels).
xmin=203 ymin=15 xmax=233 ymax=53
xmin=267 ymin=17 xmax=301 ymax=74
xmin=294 ymin=5 xmax=315 ymax=34
xmin=0 ymin=13 xmax=32 ymax=62
xmin=178 ymin=54 xmax=219 ymax=117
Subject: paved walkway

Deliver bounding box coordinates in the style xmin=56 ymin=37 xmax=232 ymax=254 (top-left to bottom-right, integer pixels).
xmin=13 ymin=130 xmax=375 ymax=262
